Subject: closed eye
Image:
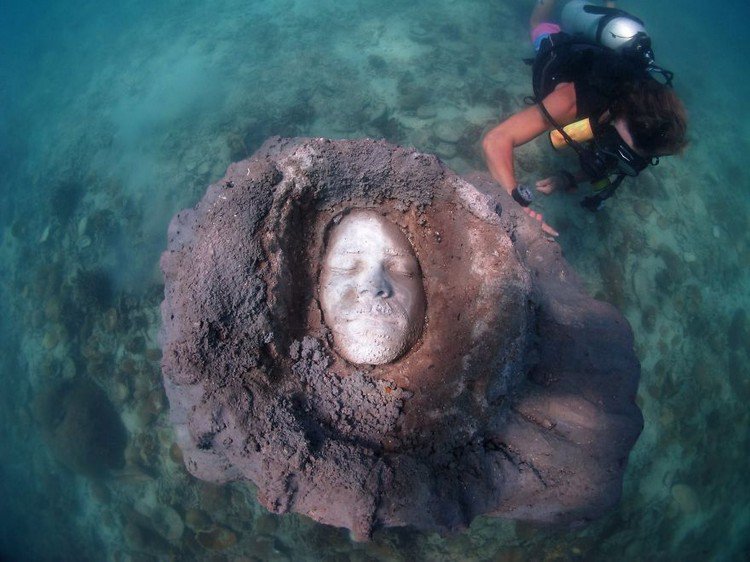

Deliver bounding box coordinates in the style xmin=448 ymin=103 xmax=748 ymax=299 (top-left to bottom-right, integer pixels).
xmin=329 ymin=259 xmax=360 ymax=273
xmin=387 ymin=261 xmax=418 ymax=278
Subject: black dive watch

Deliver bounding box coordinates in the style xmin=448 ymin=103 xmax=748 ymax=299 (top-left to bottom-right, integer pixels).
xmin=511 ymin=184 xmax=534 ymax=207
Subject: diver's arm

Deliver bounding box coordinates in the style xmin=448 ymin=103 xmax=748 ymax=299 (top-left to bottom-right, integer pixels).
xmin=482 ymin=82 xmax=577 ymax=196
xmin=482 ymin=83 xmax=576 ymax=237
xmin=530 ymin=0 xmax=557 ymax=29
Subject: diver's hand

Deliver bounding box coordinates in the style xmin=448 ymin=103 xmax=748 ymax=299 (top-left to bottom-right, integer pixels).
xmin=523 ymin=207 xmax=559 ymax=237
xmin=536 ymin=172 xmax=577 ymax=195
xmin=535 ymin=176 xmax=561 ymax=194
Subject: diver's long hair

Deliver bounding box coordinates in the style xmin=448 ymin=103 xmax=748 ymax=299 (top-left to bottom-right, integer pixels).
xmin=612 ymin=79 xmax=689 ymax=156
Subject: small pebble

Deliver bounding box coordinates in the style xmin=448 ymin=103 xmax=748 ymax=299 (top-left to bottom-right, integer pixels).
xmin=184 ymin=508 xmax=213 ymax=532
xmin=42 ymin=331 xmax=59 ymax=350
xmin=633 ymin=200 xmax=652 ymax=219
xmin=169 ymin=443 xmax=184 ymax=464
xmin=254 ymin=513 xmax=279 ymax=535
xmin=671 ymin=483 xmax=700 ymax=514
xmin=114 ymin=382 xmax=130 ymax=402
xmin=416 ymin=105 xmax=438 ymax=119
xmin=196 ymin=526 xmax=238 ymax=551
xmin=433 ymin=119 xmax=465 ymax=144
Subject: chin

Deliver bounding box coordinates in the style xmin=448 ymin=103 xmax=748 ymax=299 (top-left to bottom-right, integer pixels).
xmin=341 ymin=343 xmax=405 ymax=365
xmin=338 ymin=327 xmax=408 ymax=365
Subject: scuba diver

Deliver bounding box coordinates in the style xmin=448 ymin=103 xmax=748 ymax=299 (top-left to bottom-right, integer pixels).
xmin=482 ymin=0 xmax=688 ymax=236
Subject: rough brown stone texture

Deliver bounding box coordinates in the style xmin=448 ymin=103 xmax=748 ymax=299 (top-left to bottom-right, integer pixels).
xmin=160 ymin=137 xmax=643 ymax=540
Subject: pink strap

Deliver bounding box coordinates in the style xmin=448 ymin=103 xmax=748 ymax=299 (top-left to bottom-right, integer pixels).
xmin=531 ymin=22 xmax=562 ymax=42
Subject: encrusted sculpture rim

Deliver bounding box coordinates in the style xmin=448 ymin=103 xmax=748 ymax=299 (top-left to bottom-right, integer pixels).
xmin=160 ymin=137 xmax=643 ymax=540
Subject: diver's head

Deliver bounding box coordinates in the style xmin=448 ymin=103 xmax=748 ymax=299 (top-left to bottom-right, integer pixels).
xmin=596 ymin=118 xmax=651 ymax=177
xmin=612 ymin=79 xmax=688 ymax=157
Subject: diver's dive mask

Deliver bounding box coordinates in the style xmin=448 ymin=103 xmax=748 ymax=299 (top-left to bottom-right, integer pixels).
xmin=591 ymin=123 xmax=651 ymax=178
xmin=544 ymin=114 xmax=656 ymax=211
xmin=578 ymin=122 xmax=656 ymax=211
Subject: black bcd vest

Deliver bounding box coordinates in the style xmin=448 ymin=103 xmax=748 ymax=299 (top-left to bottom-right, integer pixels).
xmin=531 ymin=32 xmax=645 ymax=121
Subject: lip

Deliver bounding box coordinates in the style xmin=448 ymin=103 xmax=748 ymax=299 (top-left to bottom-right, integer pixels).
xmin=344 ymin=313 xmax=401 ymax=323
xmin=342 ymin=311 xmax=405 ymax=326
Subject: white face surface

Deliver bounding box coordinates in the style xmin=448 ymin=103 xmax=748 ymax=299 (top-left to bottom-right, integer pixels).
xmin=320 ymin=211 xmax=426 ymax=365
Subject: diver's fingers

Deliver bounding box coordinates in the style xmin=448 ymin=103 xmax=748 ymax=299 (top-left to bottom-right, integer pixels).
xmin=535 ymin=177 xmax=557 ymax=194
xmin=537 ymin=184 xmax=554 ymax=195
xmin=542 ymin=222 xmax=560 ymax=237
xmin=524 ymin=208 xmax=541 ymax=221
xmin=524 ymin=208 xmax=560 ymax=237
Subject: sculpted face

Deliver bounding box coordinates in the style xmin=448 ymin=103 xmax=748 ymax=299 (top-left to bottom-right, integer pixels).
xmin=320 ymin=211 xmax=426 ymax=365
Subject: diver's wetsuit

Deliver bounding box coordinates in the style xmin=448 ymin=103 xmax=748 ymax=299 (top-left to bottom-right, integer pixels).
xmin=531 ymin=32 xmax=644 ymax=121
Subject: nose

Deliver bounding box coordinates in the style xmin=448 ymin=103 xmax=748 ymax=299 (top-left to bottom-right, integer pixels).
xmin=359 ymin=267 xmax=393 ymax=298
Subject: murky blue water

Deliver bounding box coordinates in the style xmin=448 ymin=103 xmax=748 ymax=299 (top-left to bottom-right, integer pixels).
xmin=1 ymin=0 xmax=748 ymax=560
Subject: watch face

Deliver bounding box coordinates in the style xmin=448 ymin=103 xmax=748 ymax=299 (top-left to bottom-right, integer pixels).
xmin=517 ymin=185 xmax=534 ymax=203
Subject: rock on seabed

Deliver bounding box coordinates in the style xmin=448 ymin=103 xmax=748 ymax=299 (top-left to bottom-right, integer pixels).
xmin=160 ymin=137 xmax=643 ymax=540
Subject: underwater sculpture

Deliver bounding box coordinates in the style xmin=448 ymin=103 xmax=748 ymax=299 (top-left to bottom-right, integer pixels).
xmin=160 ymin=137 xmax=643 ymax=540
xmin=319 ymin=210 xmax=426 ymax=365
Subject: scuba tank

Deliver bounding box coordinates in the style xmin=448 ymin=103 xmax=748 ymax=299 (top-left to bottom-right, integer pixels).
xmin=561 ymin=0 xmax=654 ymax=64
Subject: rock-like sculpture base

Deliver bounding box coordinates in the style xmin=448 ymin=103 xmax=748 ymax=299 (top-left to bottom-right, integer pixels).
xmin=160 ymin=137 xmax=642 ymax=540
